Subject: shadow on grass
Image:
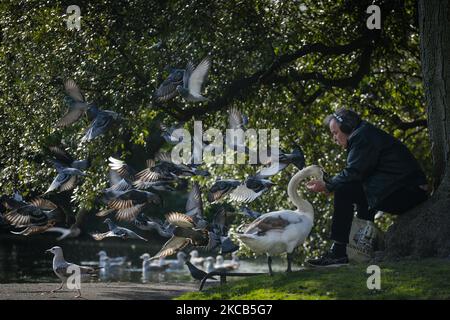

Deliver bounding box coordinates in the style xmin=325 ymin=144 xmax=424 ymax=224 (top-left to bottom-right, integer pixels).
xmin=176 ymin=259 xmax=450 ymax=300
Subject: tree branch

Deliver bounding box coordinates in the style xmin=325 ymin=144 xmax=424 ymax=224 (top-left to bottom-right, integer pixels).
xmin=394 ymin=118 xmax=428 ymax=130
xmin=172 ymin=31 xmax=380 ymax=121
xmin=364 ymin=101 xmax=428 ymax=130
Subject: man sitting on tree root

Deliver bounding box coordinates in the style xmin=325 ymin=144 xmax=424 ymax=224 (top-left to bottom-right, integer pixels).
xmin=306 ymin=108 xmax=428 ymax=267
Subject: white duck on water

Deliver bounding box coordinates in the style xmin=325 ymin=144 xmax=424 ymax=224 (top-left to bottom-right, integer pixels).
xmin=97 ymin=250 xmax=127 ymax=268
xmin=140 ymin=253 xmax=171 ymax=272
xmin=188 ymin=250 xmax=205 ymax=268
xmin=235 ymin=165 xmax=324 ymax=276
xmin=214 ymin=254 xmax=240 ymax=272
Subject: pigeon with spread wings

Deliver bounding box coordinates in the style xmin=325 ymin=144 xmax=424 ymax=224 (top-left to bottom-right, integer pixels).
xmin=97 ymin=189 xmax=161 ymax=222
xmin=133 ymin=152 xmax=209 ymax=188
xmin=185 ymin=182 xmax=208 ymax=228
xmin=44 ymin=209 xmax=87 ymax=241
xmin=154 ymin=67 xmax=185 ymax=102
xmin=47 ymin=145 xmax=90 ymax=172
xmin=44 ymin=156 xmax=87 ymax=194
xmin=56 ymin=79 xmax=89 ymax=127
xmin=133 ymin=213 xmax=173 ymax=237
xmin=256 ymin=146 xmax=306 ymax=178
xmin=81 ymin=105 xmax=120 ymax=142
xmin=150 ymin=212 xmax=213 ymax=261
xmin=208 ymin=176 xmax=274 ymax=204
xmin=226 ymin=107 xmax=250 ymax=155
xmin=91 ymin=218 xmax=147 ymax=241
xmin=176 ymin=57 xmax=211 ymax=102
xmin=4 ymin=198 xmax=63 ymax=236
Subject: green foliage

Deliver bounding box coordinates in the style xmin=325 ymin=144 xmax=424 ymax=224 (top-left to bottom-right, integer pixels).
xmin=0 ymin=0 xmax=431 ymax=258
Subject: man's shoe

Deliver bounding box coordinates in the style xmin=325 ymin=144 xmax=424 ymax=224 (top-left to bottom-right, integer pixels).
xmin=306 ymin=251 xmax=349 ymax=268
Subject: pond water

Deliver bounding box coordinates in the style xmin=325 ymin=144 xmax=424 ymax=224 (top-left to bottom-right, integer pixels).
xmin=0 ymin=234 xmax=291 ymax=284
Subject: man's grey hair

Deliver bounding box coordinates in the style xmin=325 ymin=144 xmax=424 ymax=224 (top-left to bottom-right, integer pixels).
xmin=324 ymin=108 xmax=362 ymax=134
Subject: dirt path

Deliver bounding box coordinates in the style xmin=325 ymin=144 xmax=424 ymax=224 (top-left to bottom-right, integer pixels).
xmin=0 ymin=282 xmax=200 ymax=300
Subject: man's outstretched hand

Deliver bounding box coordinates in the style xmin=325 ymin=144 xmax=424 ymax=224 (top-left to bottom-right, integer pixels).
xmin=306 ymin=180 xmax=328 ymax=193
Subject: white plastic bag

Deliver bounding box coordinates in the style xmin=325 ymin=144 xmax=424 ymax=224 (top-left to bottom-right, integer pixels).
xmin=347 ymin=217 xmax=384 ymax=263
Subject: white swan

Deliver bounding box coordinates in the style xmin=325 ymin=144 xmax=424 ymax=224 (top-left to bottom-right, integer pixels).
xmin=235 ymin=165 xmax=323 ymax=275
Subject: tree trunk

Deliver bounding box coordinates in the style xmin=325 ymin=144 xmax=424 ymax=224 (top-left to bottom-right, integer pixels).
xmin=385 ymin=0 xmax=450 ymax=258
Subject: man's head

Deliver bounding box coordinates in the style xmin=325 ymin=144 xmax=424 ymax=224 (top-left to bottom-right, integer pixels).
xmin=324 ymin=108 xmax=362 ymax=148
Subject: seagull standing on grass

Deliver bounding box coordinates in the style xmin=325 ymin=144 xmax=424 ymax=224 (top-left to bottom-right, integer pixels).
xmin=45 ymin=246 xmax=97 ymax=298
xmin=140 ymin=253 xmax=171 ymax=272
xmin=165 ymin=251 xmax=188 ymax=270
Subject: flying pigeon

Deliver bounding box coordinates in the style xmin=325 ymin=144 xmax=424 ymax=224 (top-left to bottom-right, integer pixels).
xmin=108 ymin=157 xmax=137 ymax=181
xmin=256 ymin=146 xmax=306 ymax=178
xmin=134 ymin=152 xmax=209 ymax=186
xmin=133 ymin=213 xmax=173 ymax=237
xmin=185 ymin=182 xmax=208 ymax=229
xmin=226 ymin=107 xmax=250 ymax=155
xmin=176 ymin=57 xmax=211 ymax=102
xmin=207 ymin=178 xmax=241 ymax=203
xmin=45 ymin=165 xmax=86 ymax=194
xmin=81 ymin=105 xmax=120 ymax=142
xmin=160 ymin=122 xmax=185 ymax=145
xmin=155 ymin=67 xmax=185 ymax=102
xmin=91 ymin=218 xmax=147 ymax=241
xmin=98 ymin=189 xmax=161 ymax=222
xmin=47 ymin=145 xmax=90 ymax=171
xmin=56 ymin=79 xmax=89 ymax=127
xmin=44 ymin=209 xmax=87 ymax=241
xmin=208 ymin=176 xmax=274 ymax=204
xmin=228 ymin=176 xmax=275 ymax=203
xmin=150 ymin=212 xmax=212 ymax=261
xmin=4 ymin=198 xmax=62 ymax=236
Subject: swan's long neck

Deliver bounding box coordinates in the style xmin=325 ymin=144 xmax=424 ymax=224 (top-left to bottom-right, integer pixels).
xmin=287 ymin=167 xmax=315 ymax=221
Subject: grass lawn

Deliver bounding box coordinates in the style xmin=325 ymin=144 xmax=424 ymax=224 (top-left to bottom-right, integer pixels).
xmin=176 ymin=258 xmax=450 ymax=300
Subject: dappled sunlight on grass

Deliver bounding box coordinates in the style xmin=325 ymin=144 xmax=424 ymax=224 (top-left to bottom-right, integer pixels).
xmin=177 ymin=259 xmax=450 ymax=300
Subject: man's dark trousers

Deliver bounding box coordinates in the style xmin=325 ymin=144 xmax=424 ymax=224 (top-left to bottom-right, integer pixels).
xmin=331 ymin=182 xmax=428 ymax=244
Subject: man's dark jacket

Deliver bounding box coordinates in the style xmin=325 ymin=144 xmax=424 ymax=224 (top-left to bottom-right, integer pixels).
xmin=325 ymin=121 xmax=427 ymax=209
